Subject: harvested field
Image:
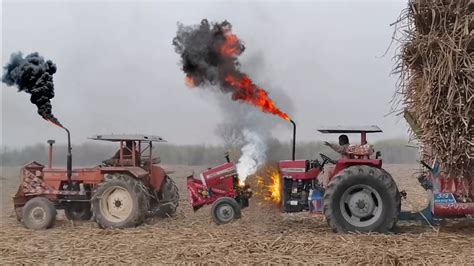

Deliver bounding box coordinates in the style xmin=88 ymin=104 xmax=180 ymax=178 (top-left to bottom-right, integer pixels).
xmin=1 ymin=165 xmax=473 ymax=264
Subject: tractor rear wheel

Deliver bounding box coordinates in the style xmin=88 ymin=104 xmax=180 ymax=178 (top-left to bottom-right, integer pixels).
xmin=151 ymin=176 xmax=180 ymax=218
xmin=211 ymin=197 xmax=241 ymax=225
xmin=65 ymin=202 xmax=92 ymax=221
xmin=91 ymin=174 xmax=149 ymax=229
xmin=380 ymin=168 xmax=401 ymax=230
xmin=22 ymin=197 xmax=57 ymax=230
xmin=323 ymin=165 xmax=400 ymax=233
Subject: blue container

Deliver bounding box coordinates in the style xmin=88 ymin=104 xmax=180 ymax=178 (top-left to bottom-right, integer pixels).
xmin=309 ymin=188 xmax=324 ymax=214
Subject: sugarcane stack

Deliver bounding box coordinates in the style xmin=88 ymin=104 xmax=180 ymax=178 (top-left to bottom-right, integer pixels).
xmin=393 ymin=0 xmax=473 ymax=179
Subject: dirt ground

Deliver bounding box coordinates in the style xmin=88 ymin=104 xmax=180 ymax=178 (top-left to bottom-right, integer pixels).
xmin=1 ymin=164 xmax=473 ymax=264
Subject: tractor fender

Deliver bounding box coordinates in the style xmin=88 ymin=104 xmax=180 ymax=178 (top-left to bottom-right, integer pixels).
xmin=100 ymin=167 xmax=148 ymax=181
xmin=329 ymin=159 xmax=382 ymax=183
xmin=99 ymin=166 xmax=165 ymax=191
xmin=149 ymin=165 xmax=166 ymax=191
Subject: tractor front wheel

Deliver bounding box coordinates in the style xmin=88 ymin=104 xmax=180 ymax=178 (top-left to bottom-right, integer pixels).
xmin=323 ymin=165 xmax=400 ymax=233
xmin=211 ymin=197 xmax=241 ymax=225
xmin=65 ymin=202 xmax=92 ymax=221
xmin=91 ymin=174 xmax=149 ymax=229
xmin=22 ymin=197 xmax=57 ymax=230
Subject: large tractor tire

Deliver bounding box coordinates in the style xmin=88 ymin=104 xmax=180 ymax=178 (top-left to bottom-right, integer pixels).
xmin=65 ymin=202 xmax=92 ymax=221
xmin=152 ymin=176 xmax=180 ymax=218
xmin=22 ymin=197 xmax=57 ymax=230
xmin=323 ymin=165 xmax=400 ymax=233
xmin=380 ymin=168 xmax=402 ymax=230
xmin=211 ymin=197 xmax=241 ymax=225
xmin=91 ymin=174 xmax=149 ymax=229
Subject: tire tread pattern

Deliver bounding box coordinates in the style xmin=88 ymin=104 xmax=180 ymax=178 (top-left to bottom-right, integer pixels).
xmin=323 ymin=165 xmax=400 ymax=233
xmin=22 ymin=197 xmax=57 ymax=230
xmin=211 ymin=197 xmax=241 ymax=225
xmin=91 ymin=174 xmax=149 ymax=229
xmin=154 ymin=176 xmax=180 ymax=217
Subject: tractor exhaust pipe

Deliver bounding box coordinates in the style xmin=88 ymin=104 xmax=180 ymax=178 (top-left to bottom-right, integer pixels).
xmin=48 ymin=120 xmax=73 ymax=189
xmin=63 ymin=127 xmax=72 ymax=189
xmin=290 ymin=119 xmax=296 ymax=161
xmin=47 ymin=140 xmax=55 ymax=168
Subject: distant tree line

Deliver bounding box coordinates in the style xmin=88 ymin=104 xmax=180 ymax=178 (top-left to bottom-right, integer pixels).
xmin=1 ymin=138 xmax=418 ymax=167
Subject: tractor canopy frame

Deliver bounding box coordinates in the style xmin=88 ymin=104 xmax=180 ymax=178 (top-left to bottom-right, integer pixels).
xmin=317 ymin=125 xmax=382 ymax=145
xmin=89 ymin=134 xmax=166 ymax=173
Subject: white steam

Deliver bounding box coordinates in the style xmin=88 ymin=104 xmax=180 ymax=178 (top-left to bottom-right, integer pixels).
xmin=236 ymin=129 xmax=267 ymax=182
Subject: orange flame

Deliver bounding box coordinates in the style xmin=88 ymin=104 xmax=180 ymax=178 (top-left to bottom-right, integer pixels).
xmin=256 ymin=167 xmax=281 ymax=204
xmin=268 ymin=169 xmax=282 ymax=203
xmin=224 ymin=74 xmax=290 ymax=121
xmin=47 ymin=118 xmax=63 ymax=129
xmin=220 ymin=33 xmax=241 ymax=57
xmin=185 ymin=75 xmax=195 ymax=88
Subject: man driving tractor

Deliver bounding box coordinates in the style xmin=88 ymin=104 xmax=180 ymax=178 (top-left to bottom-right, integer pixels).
xmin=324 ymin=134 xmax=350 ymax=157
xmin=321 ymin=134 xmax=350 ymax=186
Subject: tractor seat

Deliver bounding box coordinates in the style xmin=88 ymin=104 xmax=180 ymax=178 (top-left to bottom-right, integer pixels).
xmin=141 ymin=157 xmax=161 ymax=166
xmin=345 ymin=144 xmax=374 ymax=159
xmin=102 ymin=158 xmax=138 ymax=167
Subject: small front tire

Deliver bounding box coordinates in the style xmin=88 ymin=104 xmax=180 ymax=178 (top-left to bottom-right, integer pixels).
xmin=211 ymin=197 xmax=241 ymax=225
xmin=22 ymin=197 xmax=57 ymax=230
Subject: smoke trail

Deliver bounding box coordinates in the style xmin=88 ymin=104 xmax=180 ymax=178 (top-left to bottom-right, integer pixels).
xmin=173 ymin=19 xmax=290 ymax=120
xmin=236 ymin=129 xmax=267 ymax=182
xmin=174 ymin=20 xmax=293 ymax=183
xmin=213 ymin=52 xmax=294 ymax=183
xmin=2 ymin=52 xmax=61 ymax=125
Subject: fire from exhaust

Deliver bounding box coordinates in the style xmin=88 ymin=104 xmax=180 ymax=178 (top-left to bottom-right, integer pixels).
xmin=47 ymin=119 xmax=64 ymax=129
xmin=185 ymin=74 xmax=195 ymax=88
xmin=220 ymin=32 xmax=240 ymax=57
xmin=224 ymin=74 xmax=290 ymax=121
xmin=173 ymin=19 xmax=290 ymax=121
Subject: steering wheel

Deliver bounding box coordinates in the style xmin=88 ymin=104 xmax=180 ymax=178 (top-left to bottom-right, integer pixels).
xmin=320 ymin=153 xmax=337 ymax=166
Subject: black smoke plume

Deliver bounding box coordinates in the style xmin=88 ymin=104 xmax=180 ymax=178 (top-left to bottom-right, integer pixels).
xmin=2 ymin=52 xmax=61 ymax=125
xmin=172 ymin=19 xmax=245 ymax=90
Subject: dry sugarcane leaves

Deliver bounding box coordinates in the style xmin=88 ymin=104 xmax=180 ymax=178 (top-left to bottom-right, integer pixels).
xmin=392 ymin=0 xmax=474 ymax=181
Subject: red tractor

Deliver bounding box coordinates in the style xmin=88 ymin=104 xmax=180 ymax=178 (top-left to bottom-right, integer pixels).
xmin=187 ymin=153 xmax=252 ymax=225
xmin=13 ymin=132 xmax=179 ymax=230
xmin=279 ymin=121 xmax=474 ymax=233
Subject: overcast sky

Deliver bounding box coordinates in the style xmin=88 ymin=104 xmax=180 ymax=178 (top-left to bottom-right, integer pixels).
xmin=1 ymin=0 xmax=409 ymax=148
